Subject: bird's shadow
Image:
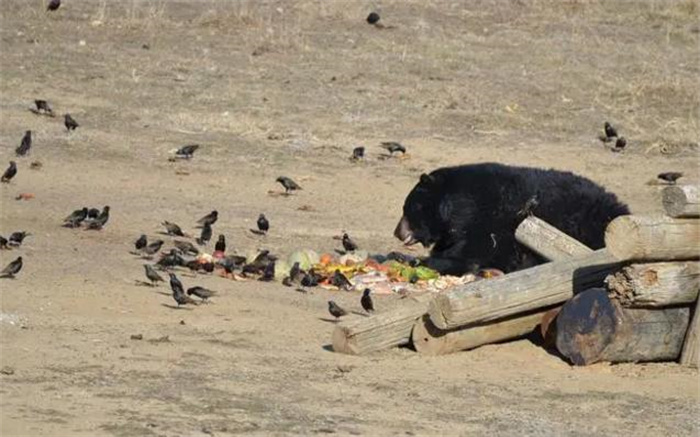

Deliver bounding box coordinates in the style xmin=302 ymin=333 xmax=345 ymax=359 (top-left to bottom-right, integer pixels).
xmin=155 ymin=291 xmax=171 ymax=297
xmin=350 ymin=311 xmax=370 ymax=318
xmin=318 ymin=317 xmax=340 ymax=323
xmin=249 ymin=229 xmax=266 ymax=236
xmin=134 ymin=280 xmax=156 ymax=288
xmin=160 ymin=303 xmax=195 ymax=310
xmin=267 ymin=191 xmax=291 ymax=198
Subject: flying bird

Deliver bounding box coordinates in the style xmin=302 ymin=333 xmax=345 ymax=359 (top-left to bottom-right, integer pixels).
xmin=361 ymin=288 xmax=374 ymax=314
xmin=16 ymin=131 xmax=32 ymax=156
xmin=257 ymin=214 xmax=269 ymax=233
xmin=169 ymin=273 xmax=198 ymax=306
xmin=604 ymin=122 xmax=618 ymax=140
xmin=351 ymin=146 xmax=365 ymax=160
xmin=162 ymin=221 xmax=185 ymax=236
xmin=86 ymin=206 xmax=110 ymax=230
xmin=657 ymin=172 xmax=683 ymax=184
xmin=187 ymin=286 xmax=217 ymax=302
xmin=196 ymin=222 xmax=212 ymax=246
xmin=214 ymin=234 xmax=226 ymax=253
xmin=276 ymin=176 xmax=302 ymax=194
xmin=380 ymin=142 xmax=406 ymax=155
xmin=1 ymin=161 xmax=17 ymax=183
xmin=328 ymin=301 xmax=347 ymax=320
xmin=34 ymin=100 xmax=53 ymax=115
xmin=366 ymin=12 xmax=380 ymax=25
xmin=0 ymin=257 xmax=23 ymax=278
xmin=64 ymin=207 xmax=89 ymax=228
xmin=46 ymin=0 xmax=61 ymax=11
xmin=8 ymin=232 xmax=30 ymax=247
xmin=175 ymin=144 xmax=199 ymax=159
xmin=144 ymin=264 xmax=164 ymax=286
xmin=64 ymin=114 xmax=79 ymax=131
xmin=342 ymin=233 xmax=358 ymax=252
xmin=196 ymin=210 xmax=218 ymax=227
xmin=134 ymin=234 xmax=148 ymax=251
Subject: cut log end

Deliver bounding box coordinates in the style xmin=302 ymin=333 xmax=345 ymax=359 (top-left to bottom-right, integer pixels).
xmin=662 ymin=185 xmax=700 ymax=218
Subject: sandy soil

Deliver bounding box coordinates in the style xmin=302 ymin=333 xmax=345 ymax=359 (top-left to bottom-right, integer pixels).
xmin=1 ymin=1 xmax=698 ymax=436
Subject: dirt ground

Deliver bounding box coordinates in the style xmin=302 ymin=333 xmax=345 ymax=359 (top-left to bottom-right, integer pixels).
xmin=1 ymin=0 xmax=699 ymax=436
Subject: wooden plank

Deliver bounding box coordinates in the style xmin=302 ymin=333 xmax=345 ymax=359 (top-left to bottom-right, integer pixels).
xmin=515 ymin=216 xmax=592 ymax=260
xmin=680 ymin=297 xmax=700 ymax=368
xmin=605 ymin=261 xmax=700 ymax=307
xmin=427 ymin=249 xmax=619 ymax=330
xmin=605 ymin=215 xmax=700 ymax=261
xmin=663 ymin=185 xmax=700 ymax=218
xmin=555 ymin=288 xmax=690 ymax=365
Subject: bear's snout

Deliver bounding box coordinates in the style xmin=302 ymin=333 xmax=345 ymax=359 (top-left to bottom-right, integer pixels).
xmin=394 ymin=216 xmax=417 ymax=246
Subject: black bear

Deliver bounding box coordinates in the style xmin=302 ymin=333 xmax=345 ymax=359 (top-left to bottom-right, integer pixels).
xmin=394 ymin=163 xmax=630 ymax=275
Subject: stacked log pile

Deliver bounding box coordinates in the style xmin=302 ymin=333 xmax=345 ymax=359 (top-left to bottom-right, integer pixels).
xmin=331 ymin=184 xmax=700 ymax=368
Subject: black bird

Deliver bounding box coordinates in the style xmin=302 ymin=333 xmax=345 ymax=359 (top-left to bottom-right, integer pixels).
xmin=214 ymin=234 xmax=226 ymax=253
xmin=64 ymin=207 xmax=88 ymax=228
xmin=169 ymin=273 xmax=198 ymax=306
xmin=162 ymin=221 xmax=185 ymax=236
xmin=257 ymin=214 xmax=269 ymax=233
xmin=16 ymin=131 xmax=32 ymax=157
xmin=175 ymin=144 xmax=199 ymax=159
xmin=331 ymin=269 xmax=353 ymax=291
xmin=87 ymin=208 xmax=100 ymax=219
xmin=8 ymin=232 xmax=30 ymax=247
xmin=157 ymin=249 xmax=185 ymax=269
xmin=351 ymin=146 xmax=365 ymax=160
xmin=342 ymin=233 xmax=358 ymax=252
xmin=144 ymin=264 xmax=164 ymax=285
xmin=141 ymin=239 xmax=164 ymax=256
xmin=86 ymin=206 xmax=110 ymax=230
xmin=174 ymin=240 xmax=198 ymax=256
xmin=658 ymin=172 xmax=683 ymax=184
xmin=259 ymin=262 xmax=275 ymax=281
xmin=380 ymin=142 xmax=406 ymax=155
xmin=604 ymin=122 xmax=618 ymax=140
xmin=64 ymin=114 xmax=78 ymax=131
xmin=361 ymin=288 xmax=374 ymax=314
xmin=187 ymin=286 xmax=216 ymax=302
xmin=197 ymin=210 xmax=218 ymax=227
xmin=47 ymin=0 xmax=61 ymax=11
xmin=301 ymin=271 xmax=320 ymax=287
xmin=34 ymin=100 xmax=53 ymax=115
xmin=1 ymin=257 xmax=23 ymax=278
xmin=613 ymin=137 xmax=627 ymax=152
xmin=0 ymin=236 xmax=8 ymax=250
xmin=217 ymin=255 xmax=246 ymax=274
xmin=134 ymin=234 xmax=148 ymax=251
xmin=1 ymin=161 xmax=17 ymax=183
xmin=197 ymin=222 xmax=212 ymax=246
xmin=276 ymin=176 xmax=302 ymax=194
xmin=366 ymin=12 xmax=380 ymax=25
xmin=289 ymin=262 xmax=302 ymax=282
xmin=328 ymin=301 xmax=347 ymax=320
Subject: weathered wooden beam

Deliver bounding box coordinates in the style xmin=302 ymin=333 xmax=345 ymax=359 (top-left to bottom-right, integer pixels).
xmin=680 ymin=297 xmax=699 ymax=368
xmin=428 ymin=249 xmax=619 ymax=330
xmin=605 ymin=215 xmax=700 ymax=261
xmin=515 ymin=215 xmax=593 ymax=260
xmin=663 ymin=185 xmax=700 ymax=218
xmin=555 ymin=288 xmax=690 ymax=365
xmin=605 ymin=261 xmax=700 ymax=307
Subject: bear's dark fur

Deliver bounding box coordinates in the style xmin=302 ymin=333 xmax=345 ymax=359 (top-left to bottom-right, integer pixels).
xmin=394 ymin=163 xmax=630 ymax=275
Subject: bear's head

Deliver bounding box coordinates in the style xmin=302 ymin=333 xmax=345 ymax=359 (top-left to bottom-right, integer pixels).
xmin=394 ymin=171 xmax=477 ymax=249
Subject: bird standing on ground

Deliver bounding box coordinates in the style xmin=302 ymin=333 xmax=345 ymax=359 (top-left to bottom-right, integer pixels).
xmin=197 ymin=222 xmax=212 ymax=246
xmin=64 ymin=208 xmax=88 ymax=228
xmin=175 ymin=144 xmax=199 ymax=159
xmin=351 ymin=146 xmax=365 ymax=160
xmin=8 ymin=232 xmax=30 ymax=247
xmin=187 ymin=286 xmax=216 ymax=302
xmin=361 ymin=288 xmax=374 ymax=314
xmin=87 ymin=208 xmax=100 ymax=219
xmin=34 ymin=100 xmax=53 ymax=115
xmin=64 ymin=114 xmax=78 ymax=131
xmin=214 ymin=235 xmax=226 ymax=253
xmin=169 ymin=273 xmax=198 ymax=306
xmin=157 ymin=249 xmax=185 ymax=269
xmin=162 ymin=221 xmax=185 ymax=236
xmin=0 ymin=257 xmax=23 ymax=278
xmin=144 ymin=264 xmax=164 ymax=286
xmin=141 ymin=239 xmax=164 ymax=256
xmin=86 ymin=206 xmax=110 ymax=230
xmin=197 ymin=210 xmax=218 ymax=227
xmin=328 ymin=301 xmax=347 ymax=320
xmin=174 ymin=240 xmax=198 ymax=256
xmin=604 ymin=122 xmax=618 ymax=140
xmin=658 ymin=172 xmax=683 ymax=184
xmin=0 ymin=236 xmax=8 ymax=250
xmin=257 ymin=214 xmax=269 ymax=234
xmin=1 ymin=161 xmax=17 ymax=183
xmin=366 ymin=12 xmax=380 ymax=25
xmin=134 ymin=234 xmax=148 ymax=251
xmin=276 ymin=176 xmax=302 ymax=194
xmin=47 ymin=0 xmax=61 ymax=11
xmin=16 ymin=131 xmax=32 ymax=157
xmin=331 ymin=269 xmax=353 ymax=291
xmin=613 ymin=137 xmax=627 ymax=152
xmin=380 ymin=142 xmax=406 ymax=155
xmin=342 ymin=233 xmax=358 ymax=252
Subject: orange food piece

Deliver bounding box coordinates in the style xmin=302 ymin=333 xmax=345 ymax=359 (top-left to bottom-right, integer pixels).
xmin=319 ymin=253 xmax=333 ymax=265
xmin=15 ymin=193 xmax=35 ymax=201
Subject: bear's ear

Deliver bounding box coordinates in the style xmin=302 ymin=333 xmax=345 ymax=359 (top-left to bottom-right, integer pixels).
xmin=419 ymin=173 xmax=436 ymax=185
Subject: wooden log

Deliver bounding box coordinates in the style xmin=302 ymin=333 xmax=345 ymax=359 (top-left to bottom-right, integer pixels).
xmin=605 ymin=261 xmax=700 ymax=307
xmin=605 ymin=215 xmax=700 ymax=261
xmin=428 ymin=249 xmax=619 ymax=330
xmin=413 ymin=218 xmax=591 ymax=355
xmin=555 ymin=288 xmax=690 ymax=365
xmin=680 ymin=297 xmax=699 ymax=368
xmin=515 ymin=216 xmax=593 ymax=260
xmin=662 ymin=185 xmax=700 ymax=218
xmin=331 ymin=296 xmax=430 ymax=355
